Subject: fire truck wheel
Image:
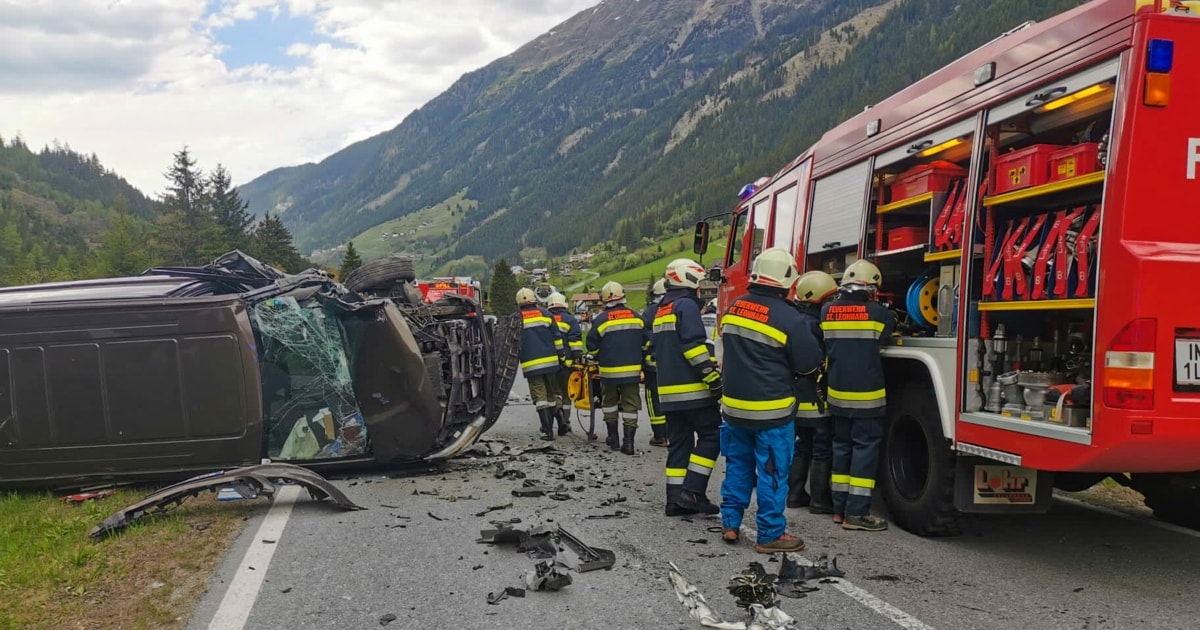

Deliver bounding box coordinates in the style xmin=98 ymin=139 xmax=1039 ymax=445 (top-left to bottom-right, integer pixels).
xmin=1131 ymin=473 xmax=1200 ymax=530
xmin=881 ymin=383 xmax=962 ymax=537
xmin=344 ymin=255 xmax=417 ymax=293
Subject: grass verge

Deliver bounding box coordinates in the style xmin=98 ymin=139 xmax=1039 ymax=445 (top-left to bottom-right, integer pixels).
xmin=0 ymin=489 xmax=254 ymax=630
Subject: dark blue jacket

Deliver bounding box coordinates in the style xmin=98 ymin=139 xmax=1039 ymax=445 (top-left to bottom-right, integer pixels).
xmin=720 ymin=288 xmax=823 ymax=429
xmin=820 ymin=291 xmax=895 ymax=418
xmin=550 ymin=306 xmax=583 ymax=358
xmin=652 ymin=289 xmax=718 ymax=411
xmin=641 ymin=297 xmax=663 ymax=374
xmin=519 ymin=304 xmax=563 ymax=377
xmin=792 ymin=302 xmax=829 ymax=426
xmin=585 ymin=304 xmax=645 ymax=385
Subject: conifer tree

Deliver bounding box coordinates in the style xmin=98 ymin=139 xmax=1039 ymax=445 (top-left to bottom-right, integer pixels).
xmin=250 ymin=213 xmax=308 ymax=272
xmin=340 ymin=241 xmax=363 ymax=279
xmin=487 ymin=258 xmax=519 ymax=315
xmin=206 ymin=164 xmax=254 ymax=251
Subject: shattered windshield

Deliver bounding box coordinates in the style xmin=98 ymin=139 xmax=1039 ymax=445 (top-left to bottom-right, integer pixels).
xmin=251 ymin=296 xmax=369 ymax=460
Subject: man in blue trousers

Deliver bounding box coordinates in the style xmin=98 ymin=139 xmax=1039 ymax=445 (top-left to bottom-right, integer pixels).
xmin=718 ymin=248 xmax=823 ymax=553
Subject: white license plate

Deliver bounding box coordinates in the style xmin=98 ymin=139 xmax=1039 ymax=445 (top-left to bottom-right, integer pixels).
xmin=1175 ymin=339 xmax=1200 ymax=387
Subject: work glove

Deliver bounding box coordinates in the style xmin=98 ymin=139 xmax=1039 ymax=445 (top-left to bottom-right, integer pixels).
xmin=701 ymin=368 xmax=722 ymax=395
xmin=583 ymin=353 xmax=596 ymax=364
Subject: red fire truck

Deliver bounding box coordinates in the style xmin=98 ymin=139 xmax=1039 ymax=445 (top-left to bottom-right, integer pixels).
xmin=416 ymin=277 xmax=483 ymax=304
xmin=694 ymin=0 xmax=1200 ymax=535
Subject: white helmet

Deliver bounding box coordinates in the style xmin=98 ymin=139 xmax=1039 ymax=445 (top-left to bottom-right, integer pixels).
xmin=664 ymin=258 xmax=705 ymax=290
xmin=749 ymin=247 xmax=799 ymax=290
xmin=841 ymin=259 xmax=883 ymax=288
xmin=516 ymin=288 xmax=537 ymax=306
xmin=651 ymin=278 xmax=667 ymax=297
xmin=794 ymin=270 xmax=838 ymax=304
xmin=548 ymin=291 xmax=568 ymax=310
xmin=600 ymin=281 xmax=626 ymax=305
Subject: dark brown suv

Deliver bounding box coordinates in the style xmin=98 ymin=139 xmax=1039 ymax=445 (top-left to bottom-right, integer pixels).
xmin=0 ymin=252 xmax=520 ymax=490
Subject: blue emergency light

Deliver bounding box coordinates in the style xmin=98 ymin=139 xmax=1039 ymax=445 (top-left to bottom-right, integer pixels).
xmin=1147 ymin=39 xmax=1173 ymax=73
xmin=737 ymin=183 xmax=758 ymax=200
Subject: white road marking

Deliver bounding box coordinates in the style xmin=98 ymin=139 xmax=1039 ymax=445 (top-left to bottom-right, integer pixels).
xmin=738 ymin=524 xmax=937 ymax=630
xmin=1054 ymin=494 xmax=1200 ymax=540
xmin=207 ymin=484 xmax=301 ymax=630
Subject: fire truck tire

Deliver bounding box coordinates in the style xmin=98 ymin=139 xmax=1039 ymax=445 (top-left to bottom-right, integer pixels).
xmin=344 ymin=255 xmax=417 ymax=293
xmin=881 ymin=384 xmax=962 ymax=537
xmin=1131 ymin=473 xmax=1200 ymax=530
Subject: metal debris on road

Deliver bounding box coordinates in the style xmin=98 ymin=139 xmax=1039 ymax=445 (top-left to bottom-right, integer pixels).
xmin=486 ymin=586 xmax=526 ymax=605
xmin=555 ymin=527 xmax=616 ymax=573
xmin=494 ymin=462 xmax=526 ymax=480
xmin=524 ymin=559 xmax=573 ymax=591
xmin=427 ymin=512 xmax=445 ymax=521
xmin=599 ymin=494 xmax=627 ymax=507
xmin=669 ymin=562 xmax=797 ymax=630
xmin=687 ymin=538 xmax=709 ymax=545
xmin=475 ymin=502 xmax=514 ymax=517
xmin=585 ymin=511 xmax=630 ymax=520
xmin=379 ymin=613 xmax=397 ymax=626
xmin=727 ymin=563 xmax=777 ymax=610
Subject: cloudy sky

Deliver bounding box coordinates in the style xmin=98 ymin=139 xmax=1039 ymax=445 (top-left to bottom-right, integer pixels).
xmin=1 ymin=0 xmax=597 ymax=195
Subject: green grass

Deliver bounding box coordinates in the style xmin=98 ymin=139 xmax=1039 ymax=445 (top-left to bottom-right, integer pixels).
xmin=349 ymin=190 xmax=476 ymax=262
xmin=0 ymin=488 xmax=252 ymax=630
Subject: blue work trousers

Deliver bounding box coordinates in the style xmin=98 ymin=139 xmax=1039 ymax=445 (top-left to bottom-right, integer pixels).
xmin=719 ymin=420 xmax=795 ymax=545
xmin=831 ymin=416 xmax=884 ymax=517
xmin=795 ymin=421 xmax=833 ymax=461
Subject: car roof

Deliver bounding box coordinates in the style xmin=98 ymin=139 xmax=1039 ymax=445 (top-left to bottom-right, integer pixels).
xmin=0 ymin=275 xmax=204 ymax=307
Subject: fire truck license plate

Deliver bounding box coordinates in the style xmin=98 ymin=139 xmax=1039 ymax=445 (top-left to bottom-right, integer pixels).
xmin=1175 ymin=339 xmax=1200 ymax=387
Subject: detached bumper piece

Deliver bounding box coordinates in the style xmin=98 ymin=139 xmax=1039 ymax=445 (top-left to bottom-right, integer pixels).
xmin=89 ymin=463 xmax=364 ymax=539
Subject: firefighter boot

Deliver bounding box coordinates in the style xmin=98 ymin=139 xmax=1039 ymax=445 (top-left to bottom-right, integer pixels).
xmin=787 ymin=452 xmax=812 ymax=509
xmin=605 ymin=422 xmax=620 ymax=450
xmin=649 ymin=423 xmax=669 ymax=447
xmin=538 ymin=409 xmax=555 ymax=441
xmin=620 ymin=426 xmax=637 ymax=455
xmin=676 ymin=489 xmax=720 ymax=515
xmin=555 ymin=408 xmax=571 ymax=436
xmin=808 ymin=458 xmax=835 ymax=515
xmin=665 ymin=485 xmax=698 ymax=517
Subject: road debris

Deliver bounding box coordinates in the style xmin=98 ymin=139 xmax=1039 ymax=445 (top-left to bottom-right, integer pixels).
xmin=599 ymin=494 xmax=627 ymax=507
xmin=495 ymin=463 xmax=526 ymax=479
xmin=428 ymin=512 xmax=445 ymax=521
xmin=687 ymin=538 xmax=709 ymax=545
xmin=61 ymin=489 xmax=115 ymax=504
xmin=379 ymin=613 xmax=397 ymax=626
xmin=475 ymin=503 xmax=514 ymax=517
xmin=88 ymin=463 xmax=363 ymax=538
xmin=486 ymin=586 xmax=526 ymax=605
xmin=669 ymin=561 xmax=797 ymax=630
xmin=524 ymin=559 xmax=573 ymax=591
xmin=555 ymin=527 xmax=616 ymax=572
xmin=585 ymin=511 xmax=630 ymax=520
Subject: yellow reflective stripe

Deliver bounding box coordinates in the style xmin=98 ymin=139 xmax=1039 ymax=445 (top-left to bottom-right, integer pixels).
xmin=689 ymin=453 xmax=716 ymax=468
xmin=820 ymin=320 xmax=885 ymax=332
xmin=665 ymin=468 xmax=688 ymax=478
xmin=683 ymin=345 xmax=709 ymax=360
xmin=721 ymin=395 xmax=796 ymax=411
xmin=827 ymin=387 xmax=886 ymax=401
xmin=554 ymin=339 xmax=564 ymax=348
xmin=722 ymin=314 xmax=787 ymax=345
xmin=831 ymin=474 xmax=851 ymax=484
xmin=849 ymin=477 xmax=876 ymax=489
xmin=659 ymin=383 xmax=709 ymax=395
xmin=598 ymin=318 xmax=644 ymax=335
xmin=599 ymin=365 xmax=642 ymax=375
xmin=557 ymin=321 xmax=571 ymax=330
xmin=653 ymin=314 xmax=677 ymax=326
xmin=523 ymin=316 xmax=553 ymax=325
xmin=796 ymin=402 xmax=820 ymax=411
xmin=520 ymin=356 xmax=560 ymax=369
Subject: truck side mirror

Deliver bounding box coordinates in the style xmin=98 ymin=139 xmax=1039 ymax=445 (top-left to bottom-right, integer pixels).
xmin=706 ymin=266 xmax=723 ymax=282
xmin=693 ymin=222 xmax=710 ymax=256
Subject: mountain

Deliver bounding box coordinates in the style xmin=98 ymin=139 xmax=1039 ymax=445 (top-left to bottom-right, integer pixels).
xmin=241 ymin=0 xmax=1088 ymax=265
xmin=0 ymin=137 xmax=161 ymax=285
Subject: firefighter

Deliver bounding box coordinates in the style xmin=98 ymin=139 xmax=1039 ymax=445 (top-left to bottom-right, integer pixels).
xmin=654 ymin=259 xmax=722 ymax=516
xmin=641 ymin=278 xmax=669 ymax=447
xmin=718 ymin=248 xmax=822 ymax=552
xmin=517 ymin=287 xmax=565 ymax=441
xmin=788 ymin=270 xmax=838 ymax=515
xmin=547 ymin=291 xmax=582 ymax=436
xmin=820 ymin=259 xmax=895 ymax=531
xmin=585 ymin=282 xmax=646 ymax=454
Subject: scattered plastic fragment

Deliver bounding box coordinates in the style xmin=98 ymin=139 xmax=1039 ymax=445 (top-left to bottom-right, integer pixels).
xmin=687 ymin=539 xmax=709 ymax=545
xmin=61 ymin=489 xmax=115 ymax=504
xmin=585 ymin=511 xmax=630 ymax=520
xmin=428 ymin=512 xmax=445 ymax=521
xmin=379 ymin=613 xmax=397 ymax=626
xmin=475 ymin=503 xmax=513 ymax=517
xmin=599 ymin=494 xmax=627 ymax=507
xmin=486 ymin=586 xmax=526 ymax=604
xmin=524 ymin=560 xmax=572 ymax=591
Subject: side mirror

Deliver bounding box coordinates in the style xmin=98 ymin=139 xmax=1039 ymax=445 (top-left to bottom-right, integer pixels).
xmin=693 ymin=222 xmax=710 ymax=256
xmin=706 ymin=267 xmax=723 ymax=282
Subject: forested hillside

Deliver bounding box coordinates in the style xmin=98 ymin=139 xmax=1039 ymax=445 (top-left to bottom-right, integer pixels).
xmin=243 ymin=0 xmax=1088 ymax=268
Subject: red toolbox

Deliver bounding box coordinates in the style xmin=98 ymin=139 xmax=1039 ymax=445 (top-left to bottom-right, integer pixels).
xmin=888 ymin=226 xmax=929 ymax=250
xmin=993 ymin=144 xmax=1064 ymax=194
xmin=890 ymin=161 xmax=968 ymax=202
xmin=1048 ymin=143 xmax=1101 ymax=182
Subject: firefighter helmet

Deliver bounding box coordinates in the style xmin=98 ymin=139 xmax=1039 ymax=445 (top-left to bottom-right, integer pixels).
xmin=516 ymin=288 xmax=537 ymax=306
xmin=794 ymin=270 xmax=838 ymax=304
xmin=841 ymin=259 xmax=883 ymax=288
xmin=548 ymin=292 xmax=568 ymax=310
xmin=749 ymin=247 xmax=799 ymax=290
xmin=600 ymin=281 xmax=626 ymax=305
xmin=664 ymin=258 xmax=706 ymax=289
xmin=651 ymin=278 xmax=667 ymax=297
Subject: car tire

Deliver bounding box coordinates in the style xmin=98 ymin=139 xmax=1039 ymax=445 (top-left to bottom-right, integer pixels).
xmin=881 ymin=383 xmax=962 ymax=537
xmin=344 ymin=256 xmax=417 ymax=293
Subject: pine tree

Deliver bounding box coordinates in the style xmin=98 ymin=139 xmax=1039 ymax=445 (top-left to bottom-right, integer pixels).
xmin=644 ymin=271 xmax=657 ymax=305
xmin=206 ymin=164 xmax=253 ymax=251
xmin=155 ymin=146 xmax=214 ymax=265
xmin=98 ymin=195 xmax=149 ymax=276
xmin=487 ymin=257 xmax=519 ymax=315
xmin=340 ymin=240 xmax=363 ymax=279
xmin=162 ymin=147 xmax=204 ymax=225
xmin=250 ymin=213 xmax=307 ymax=273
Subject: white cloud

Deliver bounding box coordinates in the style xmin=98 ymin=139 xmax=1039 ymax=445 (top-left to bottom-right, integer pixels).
xmin=0 ymin=0 xmax=597 ymax=197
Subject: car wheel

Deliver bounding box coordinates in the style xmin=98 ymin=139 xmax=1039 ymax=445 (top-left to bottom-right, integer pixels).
xmin=881 ymin=383 xmax=962 ymax=537
xmin=344 ymin=255 xmax=417 ymax=293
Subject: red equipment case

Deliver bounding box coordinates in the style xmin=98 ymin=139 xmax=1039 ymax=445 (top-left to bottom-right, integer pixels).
xmin=993 ymin=144 xmax=1064 ymax=194
xmin=1048 ymin=143 xmax=1101 ymax=182
xmin=890 ymin=161 xmax=968 ymax=202
xmin=888 ymin=226 xmax=930 ymax=250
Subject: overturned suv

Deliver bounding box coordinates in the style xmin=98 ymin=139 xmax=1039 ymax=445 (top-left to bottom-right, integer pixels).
xmin=0 ymin=252 xmax=520 ymax=490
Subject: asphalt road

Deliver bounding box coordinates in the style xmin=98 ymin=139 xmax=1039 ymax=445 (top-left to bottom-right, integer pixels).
xmin=189 ymin=379 xmax=1200 ymax=630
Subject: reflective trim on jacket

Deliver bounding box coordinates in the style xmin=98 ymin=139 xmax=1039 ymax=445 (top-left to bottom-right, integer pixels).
xmin=652 ymin=290 xmax=718 ymax=412
xmin=519 ymin=305 xmax=563 ymax=377
xmin=586 ymin=305 xmax=646 ymax=385
xmin=820 ymin=293 xmax=894 ymax=417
